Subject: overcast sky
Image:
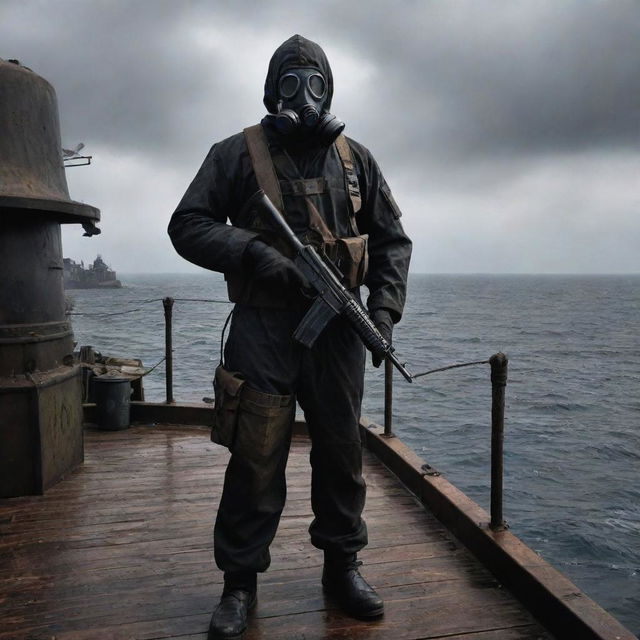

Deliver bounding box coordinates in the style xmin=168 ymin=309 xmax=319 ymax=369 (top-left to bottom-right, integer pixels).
xmin=2 ymin=0 xmax=638 ymax=273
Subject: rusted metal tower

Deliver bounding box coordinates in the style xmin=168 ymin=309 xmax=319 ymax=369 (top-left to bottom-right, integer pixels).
xmin=0 ymin=58 xmax=100 ymax=497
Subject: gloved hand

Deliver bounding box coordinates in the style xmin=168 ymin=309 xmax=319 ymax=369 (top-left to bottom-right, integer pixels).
xmin=370 ymin=308 xmax=394 ymax=368
xmin=244 ymin=240 xmax=308 ymax=291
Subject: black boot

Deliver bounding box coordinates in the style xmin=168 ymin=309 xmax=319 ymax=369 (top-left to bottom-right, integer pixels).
xmin=322 ymin=553 xmax=384 ymax=620
xmin=208 ymin=573 xmax=257 ymax=640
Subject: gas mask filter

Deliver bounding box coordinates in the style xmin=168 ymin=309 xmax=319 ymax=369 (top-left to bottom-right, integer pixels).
xmin=275 ymin=68 xmax=345 ymax=143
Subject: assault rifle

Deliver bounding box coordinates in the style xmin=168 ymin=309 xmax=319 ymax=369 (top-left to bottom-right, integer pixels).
xmin=251 ymin=190 xmax=413 ymax=383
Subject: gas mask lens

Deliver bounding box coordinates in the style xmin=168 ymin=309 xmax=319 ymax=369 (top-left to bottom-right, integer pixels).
xmin=278 ymin=72 xmax=326 ymax=101
xmin=308 ymin=74 xmax=325 ymax=99
xmin=279 ymin=74 xmax=300 ymax=99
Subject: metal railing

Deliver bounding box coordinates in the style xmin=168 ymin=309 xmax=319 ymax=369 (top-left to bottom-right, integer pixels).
xmin=162 ymin=297 xmax=175 ymax=405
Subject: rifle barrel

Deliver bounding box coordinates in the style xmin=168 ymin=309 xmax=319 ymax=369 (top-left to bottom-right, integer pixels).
xmin=257 ymin=191 xmax=304 ymax=251
xmin=388 ymin=351 xmax=413 ymax=383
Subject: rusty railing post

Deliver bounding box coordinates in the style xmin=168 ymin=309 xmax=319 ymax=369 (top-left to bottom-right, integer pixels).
xmin=163 ymin=297 xmax=174 ymax=404
xmin=384 ymin=357 xmax=394 ymax=437
xmin=489 ymin=352 xmax=508 ymax=530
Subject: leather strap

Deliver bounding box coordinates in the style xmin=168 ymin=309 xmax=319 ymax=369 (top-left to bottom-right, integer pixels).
xmin=335 ymin=134 xmax=362 ymax=220
xmin=243 ymin=124 xmax=284 ymax=212
xmin=243 ymin=125 xmax=357 ymax=246
xmin=271 ymin=148 xmax=336 ymax=246
xmin=280 ymin=177 xmax=326 ymax=196
xmin=304 ymin=196 xmax=336 ymax=245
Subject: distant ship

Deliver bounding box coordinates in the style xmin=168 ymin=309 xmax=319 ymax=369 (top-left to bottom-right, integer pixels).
xmin=63 ymin=255 xmax=122 ymax=289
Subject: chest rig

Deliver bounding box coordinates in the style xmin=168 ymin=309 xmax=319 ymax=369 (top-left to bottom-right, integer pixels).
xmin=228 ymin=125 xmax=368 ymax=306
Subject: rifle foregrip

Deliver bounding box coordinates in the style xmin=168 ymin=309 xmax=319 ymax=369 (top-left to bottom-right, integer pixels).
xmin=342 ymin=298 xmax=413 ymax=382
xmin=342 ymin=298 xmax=389 ymax=356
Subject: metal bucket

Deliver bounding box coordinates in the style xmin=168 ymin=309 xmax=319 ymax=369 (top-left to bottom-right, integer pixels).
xmin=93 ymin=376 xmax=131 ymax=431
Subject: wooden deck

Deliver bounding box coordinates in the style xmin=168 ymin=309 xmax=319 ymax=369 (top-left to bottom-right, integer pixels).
xmin=0 ymin=424 xmax=553 ymax=640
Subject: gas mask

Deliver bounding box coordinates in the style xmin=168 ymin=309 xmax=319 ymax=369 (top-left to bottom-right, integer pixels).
xmin=275 ymin=67 xmax=345 ymax=143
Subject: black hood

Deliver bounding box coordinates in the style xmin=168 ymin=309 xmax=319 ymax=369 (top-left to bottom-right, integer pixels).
xmin=263 ymin=34 xmax=334 ymax=115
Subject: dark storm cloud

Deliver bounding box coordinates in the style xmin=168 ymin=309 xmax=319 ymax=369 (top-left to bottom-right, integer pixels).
xmin=3 ymin=0 xmax=638 ymax=169
xmin=1 ymin=0 xmax=638 ymax=273
xmin=318 ymin=0 xmax=640 ymax=166
xmin=213 ymin=1 xmax=640 ymax=164
xmin=1 ymin=2 xmax=255 ymax=161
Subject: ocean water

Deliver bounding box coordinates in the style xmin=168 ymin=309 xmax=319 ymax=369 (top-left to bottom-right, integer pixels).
xmin=68 ymin=273 xmax=640 ymax=635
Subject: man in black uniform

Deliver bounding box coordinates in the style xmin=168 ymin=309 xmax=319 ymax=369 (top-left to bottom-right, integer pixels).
xmin=168 ymin=35 xmax=411 ymax=639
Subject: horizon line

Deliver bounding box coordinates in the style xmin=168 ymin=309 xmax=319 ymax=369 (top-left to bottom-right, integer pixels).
xmin=115 ymin=271 xmax=640 ymax=277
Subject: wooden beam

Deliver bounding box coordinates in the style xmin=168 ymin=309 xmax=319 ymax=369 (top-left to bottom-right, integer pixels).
xmin=83 ymin=402 xmax=308 ymax=434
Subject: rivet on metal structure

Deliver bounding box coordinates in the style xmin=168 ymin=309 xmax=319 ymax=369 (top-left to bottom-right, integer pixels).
xmin=421 ymin=463 xmax=441 ymax=477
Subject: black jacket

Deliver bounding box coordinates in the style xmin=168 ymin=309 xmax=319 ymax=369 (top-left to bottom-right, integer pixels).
xmin=168 ymin=35 xmax=411 ymax=321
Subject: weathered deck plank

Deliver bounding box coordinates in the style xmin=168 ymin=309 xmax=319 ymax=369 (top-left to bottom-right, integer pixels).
xmin=0 ymin=425 xmax=552 ymax=639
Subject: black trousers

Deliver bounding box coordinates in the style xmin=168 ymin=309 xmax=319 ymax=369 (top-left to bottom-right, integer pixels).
xmin=213 ymin=303 xmax=368 ymax=574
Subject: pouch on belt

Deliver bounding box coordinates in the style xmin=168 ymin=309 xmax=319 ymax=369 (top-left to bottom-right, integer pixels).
xmin=336 ymin=234 xmax=368 ymax=289
xmin=212 ymin=365 xmax=294 ymax=456
xmin=212 ymin=364 xmax=246 ymax=448
xmin=234 ymin=386 xmax=295 ymax=459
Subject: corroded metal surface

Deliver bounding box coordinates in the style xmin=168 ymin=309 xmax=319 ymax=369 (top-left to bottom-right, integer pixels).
xmin=0 ymin=59 xmax=98 ymax=498
xmin=0 ymin=366 xmax=83 ymax=497
xmin=0 ymin=58 xmax=99 ymax=224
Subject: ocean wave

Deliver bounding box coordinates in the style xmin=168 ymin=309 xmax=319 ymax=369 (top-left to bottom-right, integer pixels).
xmin=517 ymin=329 xmax=570 ymax=337
xmin=524 ymin=401 xmax=591 ymax=413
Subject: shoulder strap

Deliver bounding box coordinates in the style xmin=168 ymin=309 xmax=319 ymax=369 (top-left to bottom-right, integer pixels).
xmin=334 ymin=135 xmax=362 ymax=216
xmin=243 ymin=125 xmax=336 ymax=245
xmin=243 ymin=124 xmax=284 ymax=212
xmin=270 ymin=148 xmax=335 ymax=244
